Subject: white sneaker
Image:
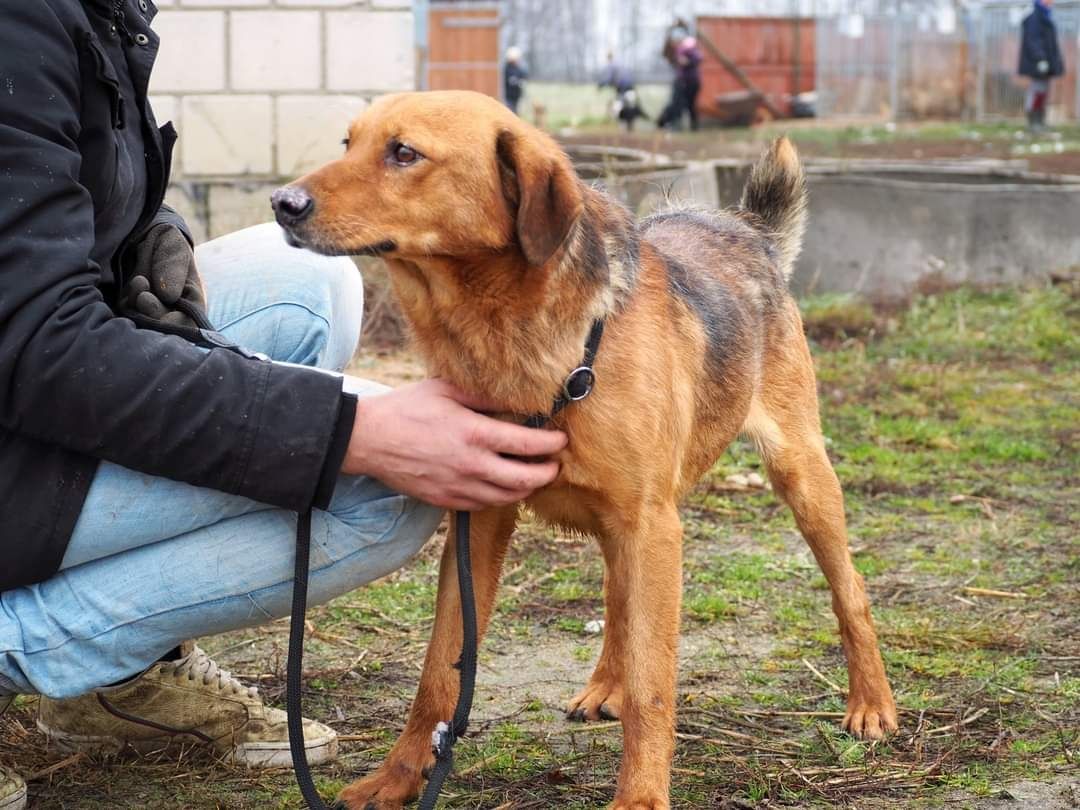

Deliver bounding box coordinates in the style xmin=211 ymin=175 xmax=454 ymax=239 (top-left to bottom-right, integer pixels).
xmin=38 ymin=643 xmax=336 ymax=769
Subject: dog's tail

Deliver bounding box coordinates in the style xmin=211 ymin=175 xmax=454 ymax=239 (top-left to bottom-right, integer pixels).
xmin=740 ymin=137 xmax=807 ymax=282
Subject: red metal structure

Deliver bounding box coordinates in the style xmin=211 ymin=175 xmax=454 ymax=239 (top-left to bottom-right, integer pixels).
xmin=696 ymin=16 xmax=817 ymax=119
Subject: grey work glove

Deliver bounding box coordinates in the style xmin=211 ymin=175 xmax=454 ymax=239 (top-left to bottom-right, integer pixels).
xmin=121 ymin=222 xmax=207 ymax=327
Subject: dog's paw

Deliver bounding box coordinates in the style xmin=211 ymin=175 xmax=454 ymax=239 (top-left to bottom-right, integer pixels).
xmin=566 ymin=676 xmax=624 ymax=722
xmin=336 ymin=758 xmax=430 ymax=810
xmin=842 ymin=694 xmax=899 ymax=740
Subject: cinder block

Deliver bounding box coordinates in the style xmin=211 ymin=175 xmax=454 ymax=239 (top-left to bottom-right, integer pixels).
xmin=326 ymin=11 xmax=415 ymax=92
xmin=231 ymin=11 xmax=321 ymax=91
xmin=181 ymin=96 xmax=273 ymax=176
xmin=149 ymin=11 xmax=226 ymax=93
xmin=277 ymin=95 xmax=368 ymax=176
xmin=206 ymin=183 xmax=279 ymax=240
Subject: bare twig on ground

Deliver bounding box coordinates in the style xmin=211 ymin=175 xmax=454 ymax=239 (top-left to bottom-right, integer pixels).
xmin=802 ymin=658 xmax=845 ymax=694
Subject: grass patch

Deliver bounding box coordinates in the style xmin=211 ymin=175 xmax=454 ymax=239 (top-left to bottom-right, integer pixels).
xmin=2 ymin=284 xmax=1076 ymax=808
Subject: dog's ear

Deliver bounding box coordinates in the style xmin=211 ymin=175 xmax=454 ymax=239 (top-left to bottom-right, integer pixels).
xmin=496 ymin=129 xmax=583 ymax=268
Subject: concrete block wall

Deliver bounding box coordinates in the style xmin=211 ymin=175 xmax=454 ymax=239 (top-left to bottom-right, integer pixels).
xmin=150 ymin=1 xmax=414 ymax=241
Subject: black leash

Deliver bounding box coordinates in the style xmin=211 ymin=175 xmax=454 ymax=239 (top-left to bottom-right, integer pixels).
xmin=287 ymin=319 xmax=605 ymax=810
xmin=287 ymin=509 xmax=332 ymax=810
xmin=416 ymin=510 xmax=476 ymax=809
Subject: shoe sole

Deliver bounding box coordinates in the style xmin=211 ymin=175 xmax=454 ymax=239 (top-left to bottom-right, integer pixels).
xmin=229 ymin=734 xmax=338 ymax=769
xmin=37 ymin=720 xmax=337 ymax=770
xmin=0 ymin=786 xmax=27 ymax=810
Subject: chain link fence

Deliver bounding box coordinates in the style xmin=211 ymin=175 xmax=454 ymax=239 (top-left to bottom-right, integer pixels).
xmin=815 ymin=0 xmax=1079 ymax=121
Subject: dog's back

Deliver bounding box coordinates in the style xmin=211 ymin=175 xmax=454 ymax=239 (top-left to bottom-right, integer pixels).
xmin=638 ymin=138 xmax=808 ymax=380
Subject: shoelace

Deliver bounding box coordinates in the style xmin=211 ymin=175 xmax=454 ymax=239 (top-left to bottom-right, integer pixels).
xmin=168 ymin=647 xmax=258 ymax=698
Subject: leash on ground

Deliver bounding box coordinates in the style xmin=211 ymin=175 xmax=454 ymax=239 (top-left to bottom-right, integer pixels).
xmin=286 ymin=319 xmax=605 ymax=810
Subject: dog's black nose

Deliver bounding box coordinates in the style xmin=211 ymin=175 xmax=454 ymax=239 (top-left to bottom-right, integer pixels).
xmin=271 ymin=186 xmax=314 ymax=226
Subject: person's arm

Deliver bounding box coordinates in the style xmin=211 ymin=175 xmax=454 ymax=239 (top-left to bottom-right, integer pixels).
xmin=0 ymin=2 xmax=347 ymax=513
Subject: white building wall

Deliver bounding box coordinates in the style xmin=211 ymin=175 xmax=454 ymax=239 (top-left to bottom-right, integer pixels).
xmin=149 ymin=0 xmax=415 ymax=181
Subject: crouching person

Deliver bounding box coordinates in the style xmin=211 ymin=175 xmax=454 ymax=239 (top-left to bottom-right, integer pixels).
xmin=0 ymin=3 xmax=566 ymax=808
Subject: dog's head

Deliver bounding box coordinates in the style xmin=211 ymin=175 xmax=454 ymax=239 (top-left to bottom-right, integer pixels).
xmin=272 ymin=91 xmax=583 ymax=269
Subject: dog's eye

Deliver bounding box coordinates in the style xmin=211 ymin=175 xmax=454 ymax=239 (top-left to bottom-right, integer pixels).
xmin=392 ymin=143 xmax=421 ymax=166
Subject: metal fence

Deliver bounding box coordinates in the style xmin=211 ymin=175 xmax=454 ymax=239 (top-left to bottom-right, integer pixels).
xmin=816 ymin=1 xmax=1080 ymax=121
xmin=976 ymin=0 xmax=1079 ymax=120
xmin=494 ymin=0 xmax=1079 ymax=122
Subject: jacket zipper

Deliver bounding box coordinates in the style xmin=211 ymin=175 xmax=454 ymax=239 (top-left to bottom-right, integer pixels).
xmin=111 ymin=0 xmax=135 ymax=45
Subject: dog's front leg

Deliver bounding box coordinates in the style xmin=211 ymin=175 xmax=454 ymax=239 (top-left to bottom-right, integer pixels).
xmin=608 ymin=506 xmax=683 ymax=810
xmin=337 ymin=506 xmax=518 ymax=810
xmin=566 ymin=548 xmax=628 ymax=721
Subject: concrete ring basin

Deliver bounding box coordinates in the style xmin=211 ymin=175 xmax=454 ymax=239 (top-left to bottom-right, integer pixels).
xmin=584 ymin=150 xmax=1080 ymax=300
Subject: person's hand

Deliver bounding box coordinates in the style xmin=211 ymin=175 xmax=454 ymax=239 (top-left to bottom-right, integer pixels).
xmin=342 ymin=379 xmax=568 ymax=511
xmin=1037 ymin=60 xmax=1050 ymax=75
xmin=121 ymin=223 xmax=206 ymax=326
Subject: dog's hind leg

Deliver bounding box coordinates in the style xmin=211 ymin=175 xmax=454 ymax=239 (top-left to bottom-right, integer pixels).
xmin=746 ymin=325 xmax=898 ymax=740
xmin=337 ymin=506 xmax=518 ymax=810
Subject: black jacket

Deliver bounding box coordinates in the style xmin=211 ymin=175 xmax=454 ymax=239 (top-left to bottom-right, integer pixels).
xmin=504 ymin=62 xmax=527 ymax=102
xmin=0 ymin=0 xmax=356 ymax=591
xmin=1019 ymin=7 xmax=1064 ymax=78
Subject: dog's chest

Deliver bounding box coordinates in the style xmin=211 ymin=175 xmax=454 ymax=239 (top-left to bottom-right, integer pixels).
xmin=526 ymin=483 xmax=606 ymax=538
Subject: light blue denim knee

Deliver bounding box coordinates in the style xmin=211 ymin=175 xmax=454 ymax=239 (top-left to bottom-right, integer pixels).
xmin=196 ymin=222 xmax=364 ymax=371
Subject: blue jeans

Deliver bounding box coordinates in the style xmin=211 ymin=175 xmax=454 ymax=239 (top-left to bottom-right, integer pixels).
xmin=0 ymin=223 xmax=443 ymax=698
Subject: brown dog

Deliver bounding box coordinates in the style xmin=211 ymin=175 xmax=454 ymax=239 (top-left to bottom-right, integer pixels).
xmin=273 ymin=90 xmax=898 ymax=809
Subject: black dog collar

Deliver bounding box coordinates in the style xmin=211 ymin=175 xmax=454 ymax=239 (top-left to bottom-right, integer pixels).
xmin=525 ymin=318 xmax=605 ymax=429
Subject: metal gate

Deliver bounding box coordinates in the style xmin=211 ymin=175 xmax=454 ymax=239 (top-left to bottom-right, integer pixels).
xmin=426 ymin=1 xmax=502 ymax=99
xmin=976 ymin=0 xmax=1079 ymax=121
xmin=815 ymin=10 xmax=969 ymax=120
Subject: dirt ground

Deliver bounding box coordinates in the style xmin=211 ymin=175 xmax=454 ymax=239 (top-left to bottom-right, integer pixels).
xmin=2 ymin=283 xmax=1077 ymax=808
xmin=559 ymin=120 xmax=1080 ymax=176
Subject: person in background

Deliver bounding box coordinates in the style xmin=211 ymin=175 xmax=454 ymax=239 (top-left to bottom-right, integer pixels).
xmin=1018 ymin=0 xmax=1064 ymax=132
xmin=658 ymin=22 xmax=704 ymax=131
xmin=504 ymin=46 xmax=529 ymax=115
xmin=598 ymin=51 xmax=649 ymax=131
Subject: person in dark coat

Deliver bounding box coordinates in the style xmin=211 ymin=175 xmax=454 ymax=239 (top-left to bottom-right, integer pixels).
xmin=658 ymin=23 xmax=704 ymax=131
xmin=504 ymin=46 xmax=529 ymax=115
xmin=1018 ymin=0 xmax=1065 ymax=131
xmin=0 ymin=3 xmax=564 ymax=806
